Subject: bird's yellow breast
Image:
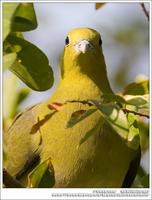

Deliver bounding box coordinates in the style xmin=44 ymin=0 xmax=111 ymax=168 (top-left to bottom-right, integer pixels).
xmin=38 ymin=101 xmax=135 ymax=187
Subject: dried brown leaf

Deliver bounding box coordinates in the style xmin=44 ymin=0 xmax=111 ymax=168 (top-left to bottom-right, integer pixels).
xmin=95 ymin=3 xmax=106 ymax=10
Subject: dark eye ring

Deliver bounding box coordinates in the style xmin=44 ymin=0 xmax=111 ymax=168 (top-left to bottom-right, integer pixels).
xmin=65 ymin=36 xmax=69 ymax=46
xmin=99 ymin=38 xmax=102 ymax=46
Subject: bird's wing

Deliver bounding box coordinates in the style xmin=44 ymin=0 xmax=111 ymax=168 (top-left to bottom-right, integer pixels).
xmin=121 ymin=146 xmax=141 ymax=188
xmin=4 ymin=104 xmax=42 ymax=179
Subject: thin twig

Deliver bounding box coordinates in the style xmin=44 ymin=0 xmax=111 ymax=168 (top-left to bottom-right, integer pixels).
xmin=140 ymin=3 xmax=149 ymax=21
xmin=123 ymin=108 xmax=149 ymax=118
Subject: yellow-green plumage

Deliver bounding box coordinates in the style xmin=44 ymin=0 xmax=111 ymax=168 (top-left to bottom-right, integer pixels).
xmin=5 ymin=28 xmax=140 ymax=187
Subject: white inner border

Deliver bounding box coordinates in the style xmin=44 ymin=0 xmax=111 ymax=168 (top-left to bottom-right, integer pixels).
xmin=0 ymin=0 xmax=151 ymax=200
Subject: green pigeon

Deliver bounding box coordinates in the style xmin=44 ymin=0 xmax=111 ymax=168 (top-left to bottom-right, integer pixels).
xmin=4 ymin=28 xmax=140 ymax=188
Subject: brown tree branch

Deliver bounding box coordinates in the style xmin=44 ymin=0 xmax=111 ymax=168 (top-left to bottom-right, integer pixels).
xmin=122 ymin=108 xmax=149 ymax=118
xmin=140 ymin=3 xmax=149 ymax=21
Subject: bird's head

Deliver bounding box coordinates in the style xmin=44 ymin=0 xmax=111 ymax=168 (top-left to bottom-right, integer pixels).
xmin=60 ymin=28 xmax=113 ymax=94
xmin=65 ymin=28 xmax=102 ymax=54
xmin=62 ymin=28 xmax=105 ymax=76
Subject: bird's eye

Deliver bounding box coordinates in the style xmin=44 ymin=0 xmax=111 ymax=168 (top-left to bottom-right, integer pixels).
xmin=99 ymin=38 xmax=102 ymax=46
xmin=65 ymin=36 xmax=69 ymax=46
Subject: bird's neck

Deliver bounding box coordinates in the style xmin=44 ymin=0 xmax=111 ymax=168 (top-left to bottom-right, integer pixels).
xmin=50 ymin=65 xmax=113 ymax=103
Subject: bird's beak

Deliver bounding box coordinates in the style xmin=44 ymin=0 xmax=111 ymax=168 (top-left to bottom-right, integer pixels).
xmin=74 ymin=40 xmax=93 ymax=54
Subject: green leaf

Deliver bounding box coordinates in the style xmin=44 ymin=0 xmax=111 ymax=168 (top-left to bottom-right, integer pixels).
xmin=127 ymin=113 xmax=140 ymax=150
xmin=3 ymin=19 xmax=11 ymax=41
xmin=124 ymin=95 xmax=149 ymax=117
xmin=141 ymin=174 xmax=149 ymax=188
xmin=7 ymin=34 xmax=54 ymax=91
xmin=123 ymin=80 xmax=149 ymax=95
xmin=128 ymin=124 xmax=140 ymax=150
xmin=3 ymin=73 xmax=19 ymax=120
xmin=127 ymin=113 xmax=136 ymax=126
xmin=3 ymin=3 xmax=19 ymax=41
xmin=17 ymin=88 xmax=30 ymax=105
xmin=137 ymin=121 xmax=149 ymax=151
xmin=138 ymin=165 xmax=147 ymax=177
xmin=67 ymin=108 xmax=97 ymax=128
xmin=79 ymin=117 xmax=103 ymax=146
xmin=3 ymin=72 xmax=31 ymax=120
xmin=12 ymin=3 xmax=37 ymax=32
xmin=133 ymin=166 xmax=148 ymax=188
xmin=28 ymin=158 xmax=55 ymax=188
xmin=91 ymin=101 xmax=129 ymax=140
xmin=101 ymin=94 xmax=127 ymax=104
xmin=91 ymin=100 xmax=140 ymax=149
xmin=11 ymin=32 xmax=24 ymax=39
xmin=3 ymin=52 xmax=17 ymax=69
